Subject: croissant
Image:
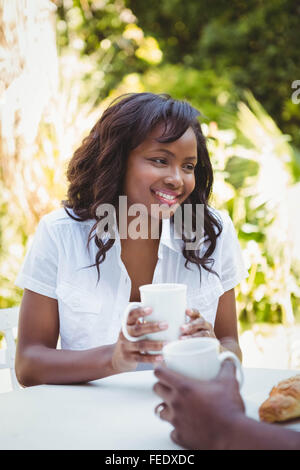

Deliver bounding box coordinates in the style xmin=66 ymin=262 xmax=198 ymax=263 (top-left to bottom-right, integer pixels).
xmin=259 ymin=374 xmax=300 ymax=423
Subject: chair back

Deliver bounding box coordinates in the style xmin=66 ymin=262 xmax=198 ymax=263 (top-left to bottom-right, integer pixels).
xmin=0 ymin=307 xmax=20 ymax=391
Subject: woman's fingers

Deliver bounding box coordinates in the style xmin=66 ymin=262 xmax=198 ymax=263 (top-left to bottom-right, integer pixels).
xmin=127 ymin=322 xmax=168 ymax=337
xmin=124 ymin=337 xmax=165 ymax=363
xmin=134 ymin=338 xmax=166 ymax=353
xmin=121 ymin=306 xmax=169 ymax=364
xmin=180 ymin=330 xmax=212 ymax=339
xmin=127 ymin=306 xmax=152 ymax=325
xmin=181 ymin=318 xmax=211 ymax=335
xmin=186 ymin=308 xmax=201 ymax=319
xmin=126 ymin=307 xmax=168 ymax=338
xmin=131 ymin=352 xmax=164 ymax=363
xmin=127 ymin=320 xmax=168 ymax=338
xmin=180 ymin=309 xmax=215 ymax=338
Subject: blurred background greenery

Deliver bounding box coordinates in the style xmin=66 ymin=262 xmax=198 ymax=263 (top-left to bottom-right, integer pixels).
xmin=0 ymin=0 xmax=299 ymax=342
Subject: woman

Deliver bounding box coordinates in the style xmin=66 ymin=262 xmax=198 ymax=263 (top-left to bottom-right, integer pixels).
xmin=15 ymin=93 xmax=247 ymax=386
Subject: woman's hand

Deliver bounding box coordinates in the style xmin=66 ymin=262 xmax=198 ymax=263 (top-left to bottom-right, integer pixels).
xmin=111 ymin=306 xmax=168 ymax=373
xmin=179 ymin=308 xmax=216 ymax=340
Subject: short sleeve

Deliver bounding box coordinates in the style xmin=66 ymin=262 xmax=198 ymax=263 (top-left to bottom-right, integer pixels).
xmin=14 ymin=217 xmax=58 ymax=299
xmin=220 ymin=212 xmax=248 ymax=292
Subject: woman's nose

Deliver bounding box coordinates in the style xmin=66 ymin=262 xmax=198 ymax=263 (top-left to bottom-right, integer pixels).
xmin=163 ymin=166 xmax=183 ymax=188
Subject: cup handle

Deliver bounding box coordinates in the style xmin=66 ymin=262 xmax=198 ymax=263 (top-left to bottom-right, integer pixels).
xmin=121 ymin=302 xmax=143 ymax=342
xmin=218 ymin=351 xmax=244 ymax=388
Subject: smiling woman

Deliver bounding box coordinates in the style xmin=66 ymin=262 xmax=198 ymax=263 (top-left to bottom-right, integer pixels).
xmin=14 ymin=93 xmax=247 ymax=387
xmin=64 ymin=93 xmax=223 ymax=279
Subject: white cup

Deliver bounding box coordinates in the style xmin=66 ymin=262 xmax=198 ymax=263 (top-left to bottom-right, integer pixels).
xmin=163 ymin=337 xmax=244 ymax=387
xmin=121 ymin=283 xmax=187 ymax=344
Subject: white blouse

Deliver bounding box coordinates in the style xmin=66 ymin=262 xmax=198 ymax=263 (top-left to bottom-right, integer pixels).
xmin=15 ymin=207 xmax=248 ymax=351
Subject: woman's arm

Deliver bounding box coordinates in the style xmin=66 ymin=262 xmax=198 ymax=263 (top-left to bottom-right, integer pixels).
xmin=15 ymin=289 xmax=118 ymax=387
xmin=214 ymin=288 xmax=242 ymax=361
xmin=180 ymin=288 xmax=242 ymax=361
xmin=16 ymin=289 xmax=166 ymax=387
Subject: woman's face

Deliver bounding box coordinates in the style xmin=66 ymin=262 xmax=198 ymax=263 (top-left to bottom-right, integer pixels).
xmin=123 ymin=125 xmax=198 ymax=220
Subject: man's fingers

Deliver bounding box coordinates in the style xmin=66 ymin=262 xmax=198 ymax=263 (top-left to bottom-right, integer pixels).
xmin=153 ymin=381 xmax=171 ymax=401
xmin=217 ymin=358 xmax=237 ymax=380
xmin=170 ymin=429 xmax=182 ymax=447
xmin=154 ymin=365 xmax=186 ymax=388
xmin=155 ymin=402 xmax=172 ymax=423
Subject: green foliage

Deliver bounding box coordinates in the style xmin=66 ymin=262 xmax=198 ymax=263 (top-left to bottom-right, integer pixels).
xmin=126 ymin=0 xmax=300 ymax=149
xmin=56 ymin=0 xmax=163 ymax=104
xmin=207 ymin=94 xmax=300 ymax=326
xmin=224 ymin=156 xmax=259 ymax=190
xmin=1 ymin=0 xmax=299 ymax=329
xmin=57 ymin=0 xmax=300 ymax=147
xmin=139 ymin=65 xmax=239 ymax=129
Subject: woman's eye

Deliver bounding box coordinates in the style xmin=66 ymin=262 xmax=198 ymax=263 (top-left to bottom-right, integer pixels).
xmin=184 ymin=164 xmax=195 ymax=171
xmin=149 ymin=159 xmax=195 ymax=171
xmin=150 ymin=158 xmax=167 ymax=165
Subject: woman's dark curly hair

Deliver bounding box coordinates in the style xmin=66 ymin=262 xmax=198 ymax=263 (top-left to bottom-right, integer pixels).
xmin=62 ymin=92 xmax=222 ymax=283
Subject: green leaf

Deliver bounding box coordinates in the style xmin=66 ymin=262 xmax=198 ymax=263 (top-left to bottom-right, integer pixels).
xmin=224 ymin=156 xmax=259 ymax=189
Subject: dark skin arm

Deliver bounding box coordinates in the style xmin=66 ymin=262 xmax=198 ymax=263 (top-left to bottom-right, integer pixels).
xmin=180 ymin=288 xmax=242 ymax=361
xmin=15 ymin=289 xmax=116 ymax=386
xmin=15 ymin=289 xmax=166 ymax=387
xmin=154 ymin=362 xmax=300 ymax=450
xmin=16 ymin=288 xmax=241 ymax=386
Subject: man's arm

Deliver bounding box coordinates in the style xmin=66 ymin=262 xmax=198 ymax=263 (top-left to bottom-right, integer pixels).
xmin=154 ymin=362 xmax=300 ymax=450
xmin=228 ymin=414 xmax=300 ymax=450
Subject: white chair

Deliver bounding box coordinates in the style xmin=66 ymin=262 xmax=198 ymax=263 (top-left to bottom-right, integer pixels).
xmin=0 ymin=307 xmax=20 ymax=391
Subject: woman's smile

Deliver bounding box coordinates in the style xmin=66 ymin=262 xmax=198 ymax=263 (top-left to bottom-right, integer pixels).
xmin=150 ymin=188 xmax=183 ymax=206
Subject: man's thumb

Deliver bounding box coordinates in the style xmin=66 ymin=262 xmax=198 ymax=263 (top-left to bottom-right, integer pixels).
xmin=217 ymin=359 xmax=237 ymax=380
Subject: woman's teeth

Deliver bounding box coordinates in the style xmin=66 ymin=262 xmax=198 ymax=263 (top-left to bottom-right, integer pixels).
xmin=155 ymin=191 xmax=176 ymax=200
xmin=152 ymin=190 xmax=180 ymax=206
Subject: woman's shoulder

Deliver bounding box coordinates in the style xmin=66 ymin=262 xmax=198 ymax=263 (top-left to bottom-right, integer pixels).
xmin=41 ymin=207 xmax=94 ymax=229
xmin=36 ymin=208 xmax=95 ymax=247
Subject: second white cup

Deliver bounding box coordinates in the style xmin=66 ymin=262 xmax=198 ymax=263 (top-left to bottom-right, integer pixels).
xmin=163 ymin=337 xmax=244 ymax=387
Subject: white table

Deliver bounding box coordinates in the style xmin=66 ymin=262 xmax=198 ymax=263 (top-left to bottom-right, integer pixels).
xmin=0 ymin=368 xmax=299 ymax=450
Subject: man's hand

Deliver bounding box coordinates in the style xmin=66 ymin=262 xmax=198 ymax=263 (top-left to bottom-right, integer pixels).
xmin=153 ymin=360 xmax=245 ymax=450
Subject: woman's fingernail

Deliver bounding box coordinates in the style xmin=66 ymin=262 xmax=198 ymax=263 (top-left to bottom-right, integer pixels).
xmin=159 ymin=322 xmax=168 ymax=329
xmin=144 ymin=307 xmax=152 ymax=314
xmin=155 ymin=355 xmax=164 ymax=362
